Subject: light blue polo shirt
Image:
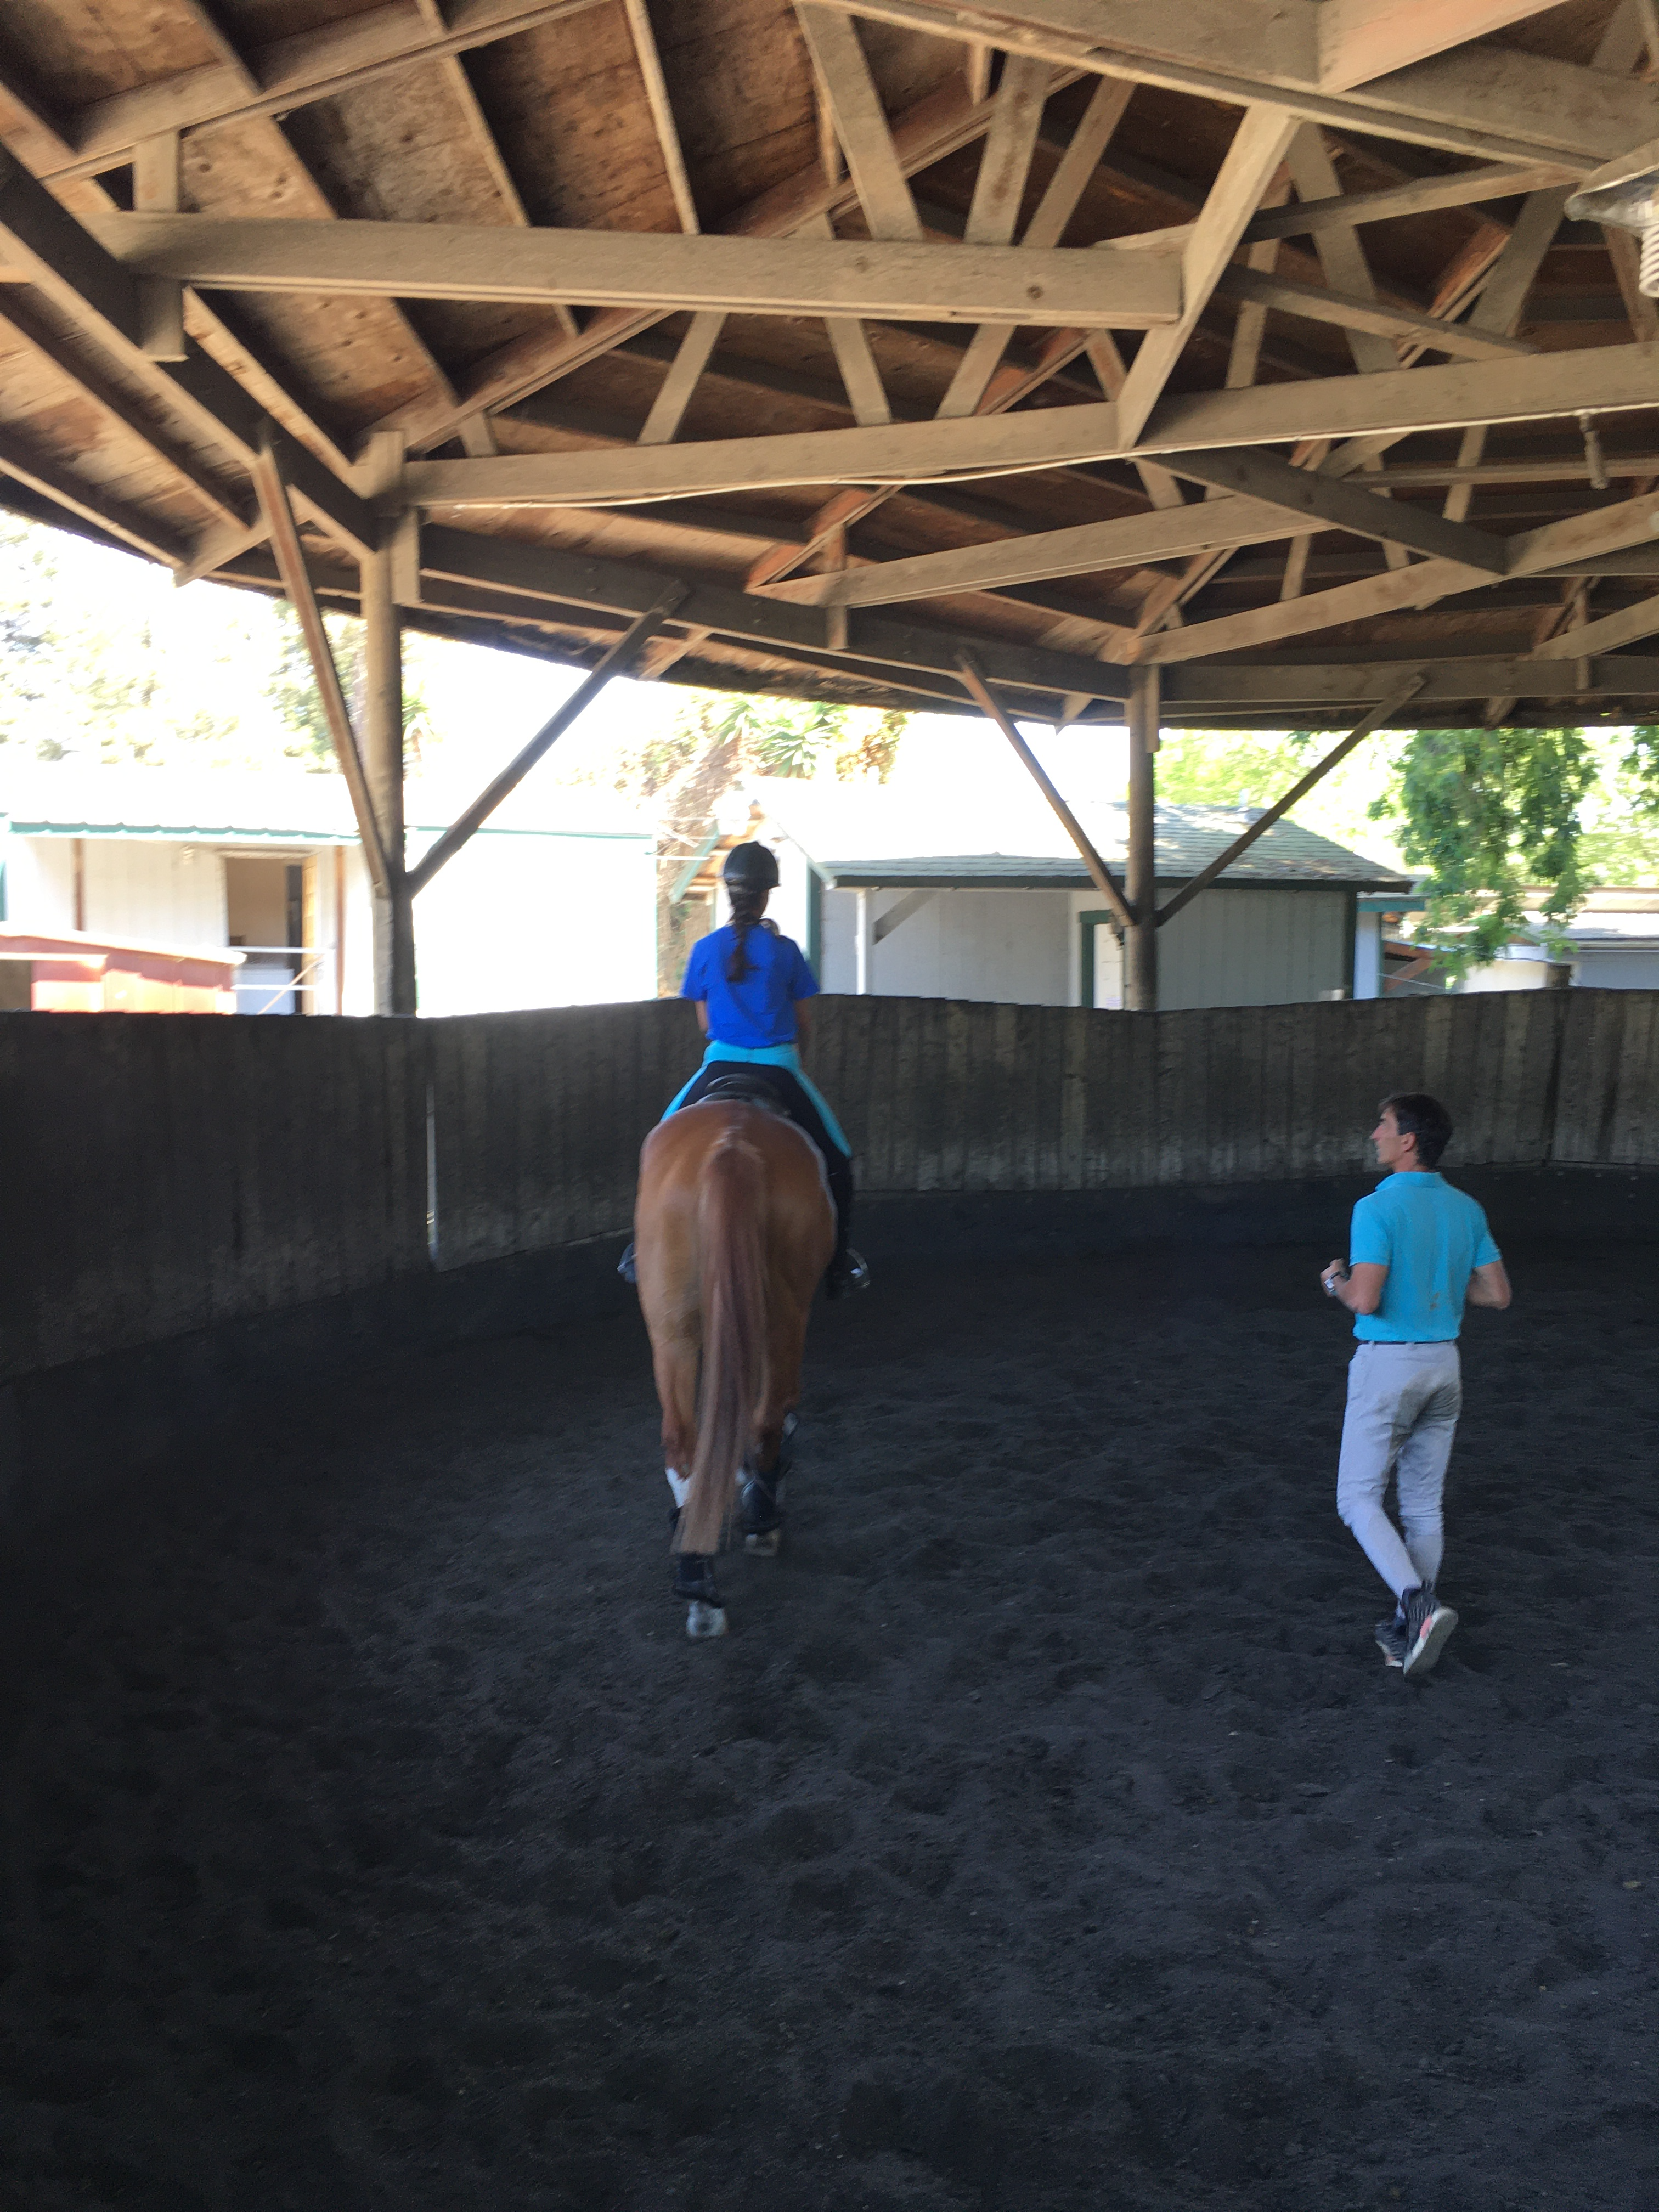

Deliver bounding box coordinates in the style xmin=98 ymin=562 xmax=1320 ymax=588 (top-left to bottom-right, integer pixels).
xmin=1348 ymin=1172 xmax=1501 ymax=1342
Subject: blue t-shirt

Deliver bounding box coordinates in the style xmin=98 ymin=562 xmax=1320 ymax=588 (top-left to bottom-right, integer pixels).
xmin=1348 ymin=1172 xmax=1501 ymax=1342
xmin=681 ymin=923 xmax=819 ymax=1048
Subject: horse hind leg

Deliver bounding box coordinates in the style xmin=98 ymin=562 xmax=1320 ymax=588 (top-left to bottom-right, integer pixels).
xmin=741 ymin=1412 xmax=797 ymax=1556
xmin=674 ymin=1550 xmax=727 ymax=1639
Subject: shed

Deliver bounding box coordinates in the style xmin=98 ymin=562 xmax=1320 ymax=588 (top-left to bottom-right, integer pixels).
xmin=743 ymin=777 xmax=1410 ymax=1008
xmin=1460 ymin=888 xmax=1659 ymax=992
xmin=0 ymin=923 xmax=241 ymax=1012
xmin=0 ymin=766 xmax=655 ymax=1016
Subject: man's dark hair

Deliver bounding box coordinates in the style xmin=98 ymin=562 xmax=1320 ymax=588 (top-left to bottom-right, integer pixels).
xmin=1381 ymin=1092 xmax=1453 ymax=1169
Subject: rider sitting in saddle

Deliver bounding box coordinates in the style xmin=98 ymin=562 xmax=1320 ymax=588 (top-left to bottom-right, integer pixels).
xmin=622 ymin=840 xmax=868 ymax=1300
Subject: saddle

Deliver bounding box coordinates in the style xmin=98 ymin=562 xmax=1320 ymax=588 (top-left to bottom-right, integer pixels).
xmin=696 ymin=1070 xmax=789 ymax=1117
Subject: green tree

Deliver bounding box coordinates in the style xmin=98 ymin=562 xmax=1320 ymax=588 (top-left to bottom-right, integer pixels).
xmin=1154 ymin=727 xmax=1316 ymax=808
xmin=264 ymin=601 xmax=431 ymax=772
xmin=1375 ymin=724 xmax=1597 ymax=970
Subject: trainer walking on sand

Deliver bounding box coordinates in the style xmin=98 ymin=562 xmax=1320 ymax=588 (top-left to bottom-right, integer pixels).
xmin=1321 ymin=1094 xmax=1511 ymax=1678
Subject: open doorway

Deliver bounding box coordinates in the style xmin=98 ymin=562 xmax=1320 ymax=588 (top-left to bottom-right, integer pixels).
xmin=224 ymin=855 xmax=315 ymax=1014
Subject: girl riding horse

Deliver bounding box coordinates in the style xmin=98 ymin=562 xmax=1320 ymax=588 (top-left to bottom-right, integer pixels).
xmin=626 ymin=840 xmax=868 ymax=1634
xmin=623 ymin=840 xmax=868 ymax=1300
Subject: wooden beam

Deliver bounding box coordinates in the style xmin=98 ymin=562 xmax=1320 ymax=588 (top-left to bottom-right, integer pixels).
xmin=407 ymin=585 xmax=690 ymax=893
xmin=1242 ymin=160 xmax=1577 ymax=238
xmin=370 ymin=66 xmax=1079 ymax=449
xmin=132 ymin=130 xmax=184 ymax=362
xmin=936 ymin=52 xmax=1052 ymax=416
xmin=1141 ymin=482 xmax=1659 ymax=664
xmin=410 ymin=0 xmax=577 ymax=338
xmin=0 ymin=420 xmax=189 ymax=565
xmin=402 ymin=341 xmax=1659 ymax=510
xmin=637 ymin=312 xmax=726 ymax=444
xmin=1164 ymin=446 xmax=1512 ymax=573
xmin=1156 ymin=656 xmax=1659 ymax=707
xmin=84 ymin=211 xmax=1182 ymax=328
xmin=0 ymin=143 xmax=377 ymax=560
xmin=1154 ymin=677 xmax=1429 ymax=928
xmin=759 ymin=493 xmax=1304 ymax=611
xmin=40 ymin=0 xmax=607 ymax=180
xmin=1318 ymin=2 xmax=1567 ymax=94
xmin=0 ymin=293 xmax=244 ymax=527
xmin=792 ymin=0 xmax=1648 ymax=169
xmin=418 ymin=522 xmax=1133 ymax=700
xmin=250 ymin=428 xmax=391 ymax=894
xmin=1530 ymin=591 xmax=1659 ymax=659
xmin=1210 ymin=263 xmax=1535 ymax=360
xmin=619 ymin=0 xmax=700 ymax=234
xmin=793 ymin=5 xmax=925 ymax=243
xmin=956 ymin=651 xmax=1134 ymax=928
xmin=1115 ymin=104 xmax=1300 ymax=445
xmin=872 ymin=887 xmax=935 ymax=940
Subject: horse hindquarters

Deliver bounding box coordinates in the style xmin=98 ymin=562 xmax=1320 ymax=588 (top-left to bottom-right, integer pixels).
xmin=677 ymin=1131 xmax=767 ymax=1556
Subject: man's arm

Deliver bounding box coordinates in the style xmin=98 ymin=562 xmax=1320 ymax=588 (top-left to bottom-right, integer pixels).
xmin=1466 ymin=1259 xmax=1511 ymax=1309
xmin=1321 ymin=1259 xmax=1387 ymax=1314
xmin=695 ymin=1003 xmax=709 ymax=1036
xmin=793 ymin=1000 xmax=813 ymax=1059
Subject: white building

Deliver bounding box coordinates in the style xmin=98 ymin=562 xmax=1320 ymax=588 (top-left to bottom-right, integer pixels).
xmin=1459 ymin=888 xmax=1659 ymax=992
xmin=0 ymin=765 xmax=656 ymax=1015
xmin=733 ymin=778 xmax=1410 ymax=1009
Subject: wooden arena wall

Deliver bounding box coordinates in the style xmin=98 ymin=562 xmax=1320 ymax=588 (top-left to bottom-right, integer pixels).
xmin=4 ymin=989 xmax=1659 ymax=1384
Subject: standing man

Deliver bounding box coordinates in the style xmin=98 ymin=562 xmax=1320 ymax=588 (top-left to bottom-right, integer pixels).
xmin=1321 ymin=1094 xmax=1511 ymax=1678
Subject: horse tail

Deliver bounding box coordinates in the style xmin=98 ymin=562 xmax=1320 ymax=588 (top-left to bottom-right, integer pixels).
xmin=678 ymin=1128 xmax=766 ymax=1555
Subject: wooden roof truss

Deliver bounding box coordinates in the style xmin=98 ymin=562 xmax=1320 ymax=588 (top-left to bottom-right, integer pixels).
xmin=2 ymin=0 xmax=1659 ymax=732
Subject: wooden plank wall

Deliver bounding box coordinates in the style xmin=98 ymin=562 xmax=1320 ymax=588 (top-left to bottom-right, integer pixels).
xmin=4 ymin=990 xmax=1657 ymax=1381
xmin=0 ymin=1013 xmax=428 ymax=1381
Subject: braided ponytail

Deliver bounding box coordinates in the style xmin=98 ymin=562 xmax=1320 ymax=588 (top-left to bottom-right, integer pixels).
xmin=725 ymin=887 xmax=766 ymax=981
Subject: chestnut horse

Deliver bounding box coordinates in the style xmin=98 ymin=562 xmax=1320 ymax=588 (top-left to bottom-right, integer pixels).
xmin=633 ymin=1090 xmax=836 ymax=1638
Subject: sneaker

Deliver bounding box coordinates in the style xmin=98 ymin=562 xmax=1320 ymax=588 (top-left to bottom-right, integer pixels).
xmin=1374 ymin=1615 xmax=1409 ymax=1669
xmin=825 ymin=1249 xmax=871 ymax=1300
xmin=1400 ymin=1585 xmax=1458 ymax=1679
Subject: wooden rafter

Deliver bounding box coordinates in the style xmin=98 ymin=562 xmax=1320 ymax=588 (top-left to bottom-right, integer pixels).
xmin=791 ymin=0 xmax=1650 ymax=170
xmin=29 ymin=0 xmax=607 ymax=182
xmin=75 ymin=211 xmax=1183 ymax=327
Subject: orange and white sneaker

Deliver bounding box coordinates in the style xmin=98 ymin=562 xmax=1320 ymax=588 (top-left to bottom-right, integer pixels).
xmin=1400 ymin=1585 xmax=1458 ymax=1678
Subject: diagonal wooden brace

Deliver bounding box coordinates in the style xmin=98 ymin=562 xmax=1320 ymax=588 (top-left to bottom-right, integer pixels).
xmin=407 ymin=583 xmax=691 ymax=896
xmin=957 ymin=651 xmax=1134 ymax=934
xmin=1154 ymin=672 xmax=1429 ymax=930
xmin=250 ymin=421 xmax=393 ymax=896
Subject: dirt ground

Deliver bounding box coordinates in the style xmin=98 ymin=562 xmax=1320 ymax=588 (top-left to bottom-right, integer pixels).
xmin=0 ymin=1239 xmax=1655 ymax=2212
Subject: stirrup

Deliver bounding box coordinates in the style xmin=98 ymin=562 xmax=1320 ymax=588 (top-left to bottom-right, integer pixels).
xmin=617 ymin=1242 xmax=637 ymax=1284
xmin=825 ymin=1248 xmax=871 ymax=1300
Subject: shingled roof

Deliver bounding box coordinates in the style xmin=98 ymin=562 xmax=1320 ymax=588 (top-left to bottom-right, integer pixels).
xmin=751 ymin=774 xmax=1412 ymax=888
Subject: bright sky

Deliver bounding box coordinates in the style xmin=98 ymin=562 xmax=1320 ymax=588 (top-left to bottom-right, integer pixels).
xmin=7 ymin=518 xmax=1136 ymax=807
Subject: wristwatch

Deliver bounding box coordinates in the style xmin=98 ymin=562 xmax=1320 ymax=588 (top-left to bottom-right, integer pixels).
xmin=1322 ymin=1270 xmax=1345 ymax=1297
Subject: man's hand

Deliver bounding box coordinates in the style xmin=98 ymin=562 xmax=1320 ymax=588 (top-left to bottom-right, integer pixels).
xmin=1320 ymin=1258 xmax=1387 ymax=1314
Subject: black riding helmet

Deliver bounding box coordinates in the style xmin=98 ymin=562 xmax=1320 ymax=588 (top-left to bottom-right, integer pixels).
xmin=722 ymin=841 xmax=780 ymax=891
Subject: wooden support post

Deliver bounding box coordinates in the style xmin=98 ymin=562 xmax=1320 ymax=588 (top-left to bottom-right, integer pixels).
xmin=357 ymin=430 xmax=414 ymax=1015
xmin=1125 ymin=665 xmax=1159 ymax=1012
xmin=361 ymin=540 xmax=414 ymax=1015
